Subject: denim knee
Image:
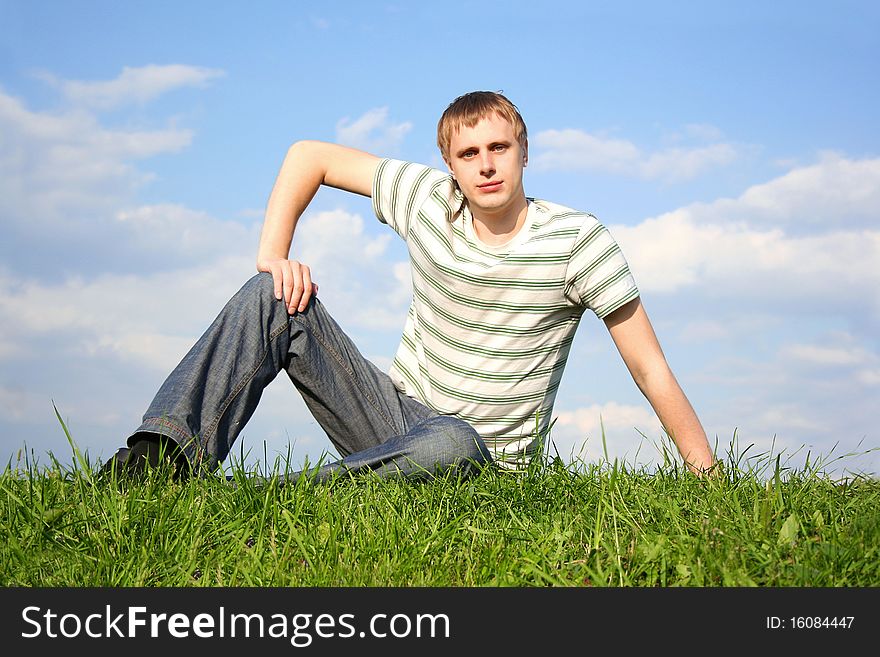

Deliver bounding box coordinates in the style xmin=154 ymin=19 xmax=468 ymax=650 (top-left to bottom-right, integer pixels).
xmin=242 ymin=271 xmax=277 ymax=304
xmin=423 ymin=416 xmax=492 ymax=467
xmin=230 ymin=272 xmax=289 ymax=323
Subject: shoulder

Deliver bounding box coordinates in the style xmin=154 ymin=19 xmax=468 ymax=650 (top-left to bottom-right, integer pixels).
xmin=375 ymin=158 xmax=454 ymax=194
xmin=375 ymin=158 xmax=465 ymax=220
xmin=529 ymin=198 xmax=603 ymax=233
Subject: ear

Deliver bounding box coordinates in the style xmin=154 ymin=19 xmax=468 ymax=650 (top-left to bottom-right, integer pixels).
xmin=443 ymin=155 xmax=456 ymax=179
xmin=521 ymin=138 xmax=529 ymax=167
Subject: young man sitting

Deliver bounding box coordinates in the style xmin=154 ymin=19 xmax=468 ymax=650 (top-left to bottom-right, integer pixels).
xmin=101 ymin=91 xmax=716 ymax=482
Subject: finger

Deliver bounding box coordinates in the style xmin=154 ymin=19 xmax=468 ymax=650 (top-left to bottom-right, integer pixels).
xmin=282 ymin=261 xmax=296 ymax=309
xmin=288 ymin=262 xmax=305 ymax=314
xmin=297 ymin=265 xmax=313 ymax=312
xmin=270 ymin=264 xmax=284 ymax=301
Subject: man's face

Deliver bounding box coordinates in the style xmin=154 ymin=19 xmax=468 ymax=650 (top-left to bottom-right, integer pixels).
xmin=444 ymin=113 xmax=528 ymax=219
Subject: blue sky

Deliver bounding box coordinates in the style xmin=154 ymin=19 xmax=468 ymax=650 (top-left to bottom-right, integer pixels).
xmin=1 ymin=0 xmax=878 ymax=477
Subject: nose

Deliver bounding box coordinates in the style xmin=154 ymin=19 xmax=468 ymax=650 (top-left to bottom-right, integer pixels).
xmin=479 ymin=151 xmax=495 ymax=176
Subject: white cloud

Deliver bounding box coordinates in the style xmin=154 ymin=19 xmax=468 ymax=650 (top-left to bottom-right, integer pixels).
xmin=291 ymin=209 xmax=412 ymax=331
xmin=682 ymin=123 xmax=725 ymax=142
xmin=0 ymin=254 xmax=255 ymax=371
xmin=0 ymin=88 xmax=192 ymax=218
xmin=0 ymin=206 xmax=408 ymax=374
xmin=857 ymin=369 xmax=880 ymax=386
xmin=0 ymin=252 xmax=255 ymax=467
xmin=703 ymin=152 xmax=880 ymax=230
xmin=775 ymin=334 xmax=880 ymax=396
xmin=0 ymin=84 xmax=192 ymax=249
xmin=0 ymin=75 xmax=228 ymax=279
xmin=335 ymin=107 xmax=412 ymax=155
xmin=678 ymin=319 xmax=731 ymax=342
xmin=694 ymin=332 xmax=880 ymax=477
xmin=781 ymin=343 xmax=873 ymax=367
xmin=0 ymin=207 xmax=410 ymax=470
xmin=555 ymin=401 xmax=659 ymax=436
xmin=752 ymin=404 xmax=828 ymax=432
xmin=595 ymin=155 xmax=880 ymax=476
xmin=3 ymin=63 xmax=877 ymax=478
xmin=642 ymin=144 xmax=738 ymax=181
xmin=115 ymin=203 xmax=260 ymax=260
xmin=531 ymin=127 xmax=738 ymax=182
xmin=0 ymin=68 xmax=415 ymax=471
xmin=551 ymin=402 xmax=661 ymax=464
xmin=42 ymin=64 xmax=226 ymax=110
xmin=608 ymin=157 xmax=880 ymax=330
xmin=0 ymin=386 xmax=41 ymax=422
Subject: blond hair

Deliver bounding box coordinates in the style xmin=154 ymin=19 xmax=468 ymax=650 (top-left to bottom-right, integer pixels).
xmin=437 ymin=91 xmax=527 ymax=162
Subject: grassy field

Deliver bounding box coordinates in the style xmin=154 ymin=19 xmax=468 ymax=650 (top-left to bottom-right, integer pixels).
xmin=1 ymin=419 xmax=879 ymax=588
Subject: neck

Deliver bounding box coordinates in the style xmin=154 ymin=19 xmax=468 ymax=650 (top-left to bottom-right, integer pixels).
xmin=470 ymin=195 xmax=530 ymax=246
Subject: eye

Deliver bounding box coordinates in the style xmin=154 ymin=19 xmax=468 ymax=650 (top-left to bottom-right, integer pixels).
xmin=492 ymin=144 xmax=507 ymax=152
xmin=462 ymin=151 xmax=476 ymax=159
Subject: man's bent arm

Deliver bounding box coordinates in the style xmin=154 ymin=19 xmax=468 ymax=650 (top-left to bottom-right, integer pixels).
xmin=603 ymin=298 xmax=716 ymax=475
xmin=257 ymin=140 xmax=380 ymax=312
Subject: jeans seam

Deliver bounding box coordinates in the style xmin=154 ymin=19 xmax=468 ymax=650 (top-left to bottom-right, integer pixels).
xmin=139 ymin=416 xmax=211 ymax=470
xmin=294 ymin=306 xmax=399 ymax=435
xmin=197 ymin=314 xmax=291 ymax=464
xmin=140 ymin=417 xmax=192 ymax=447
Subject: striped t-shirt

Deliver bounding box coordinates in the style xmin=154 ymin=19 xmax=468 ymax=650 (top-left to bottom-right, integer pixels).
xmin=372 ymin=159 xmax=639 ymax=468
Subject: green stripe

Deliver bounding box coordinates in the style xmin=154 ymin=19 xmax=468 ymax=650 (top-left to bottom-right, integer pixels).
xmin=419 ymin=209 xmax=561 ymax=270
xmin=595 ymin=286 xmax=640 ymax=319
xmin=391 ymin=357 xmax=428 ymax=400
xmin=426 ymin=375 xmax=558 ymax=406
xmin=404 ymin=167 xmax=434 ymax=224
xmin=410 ymin=257 xmax=569 ymax=313
xmin=502 ymin=252 xmax=572 ymax=265
xmin=399 ymin=324 xmax=569 ymax=383
xmin=418 ymin=318 xmax=575 ymax=359
xmin=430 ymin=186 xmax=456 ymax=220
xmin=416 ymin=211 xmax=494 ymax=269
xmin=570 ymin=224 xmax=607 ymax=260
xmin=396 ymin=352 xmax=551 ymax=409
xmin=583 ymin=266 xmax=632 ymax=302
xmin=567 ymin=244 xmax=623 ymax=291
xmin=422 ymin=344 xmax=567 ymax=382
xmin=389 ymin=163 xmax=410 ymax=232
xmin=453 ymin=406 xmax=556 ymax=430
xmin=413 ymin=287 xmax=577 ymax=338
xmin=409 ymin=230 xmax=564 ymax=289
xmin=528 ymin=228 xmax=581 ymax=242
xmin=531 ymin=210 xmax=591 ymax=231
xmin=372 ymin=158 xmax=390 ymax=220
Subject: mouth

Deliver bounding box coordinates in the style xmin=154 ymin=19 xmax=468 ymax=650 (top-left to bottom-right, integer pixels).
xmin=477 ymin=181 xmax=503 ymax=192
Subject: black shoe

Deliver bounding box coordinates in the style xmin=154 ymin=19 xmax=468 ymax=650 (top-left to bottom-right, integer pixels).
xmin=98 ymin=436 xmax=190 ymax=482
xmin=98 ymin=445 xmax=129 ymax=473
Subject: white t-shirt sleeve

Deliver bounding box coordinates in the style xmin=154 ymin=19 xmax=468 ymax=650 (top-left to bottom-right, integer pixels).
xmin=563 ymin=215 xmax=640 ymax=318
xmin=372 ymin=158 xmax=449 ymax=240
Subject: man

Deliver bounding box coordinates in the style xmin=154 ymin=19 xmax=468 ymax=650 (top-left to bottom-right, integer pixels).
xmin=101 ymin=91 xmax=716 ymax=482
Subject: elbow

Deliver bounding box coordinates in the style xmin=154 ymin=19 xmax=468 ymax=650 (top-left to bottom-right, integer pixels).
xmin=284 ymin=140 xmax=331 ymax=184
xmin=630 ymin=369 xmax=649 ymax=394
xmin=287 ymin=139 xmax=315 ymax=157
xmin=631 ymin=359 xmax=675 ymax=396
xmin=287 ymin=139 xmax=329 ymax=160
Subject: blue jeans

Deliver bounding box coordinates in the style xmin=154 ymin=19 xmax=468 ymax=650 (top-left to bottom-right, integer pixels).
xmin=128 ymin=273 xmax=492 ymax=482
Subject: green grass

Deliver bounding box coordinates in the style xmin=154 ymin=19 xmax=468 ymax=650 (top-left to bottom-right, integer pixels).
xmin=1 ymin=425 xmax=878 ymax=587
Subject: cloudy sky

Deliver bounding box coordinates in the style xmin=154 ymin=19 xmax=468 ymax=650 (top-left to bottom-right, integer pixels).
xmin=1 ymin=0 xmax=878 ymax=478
